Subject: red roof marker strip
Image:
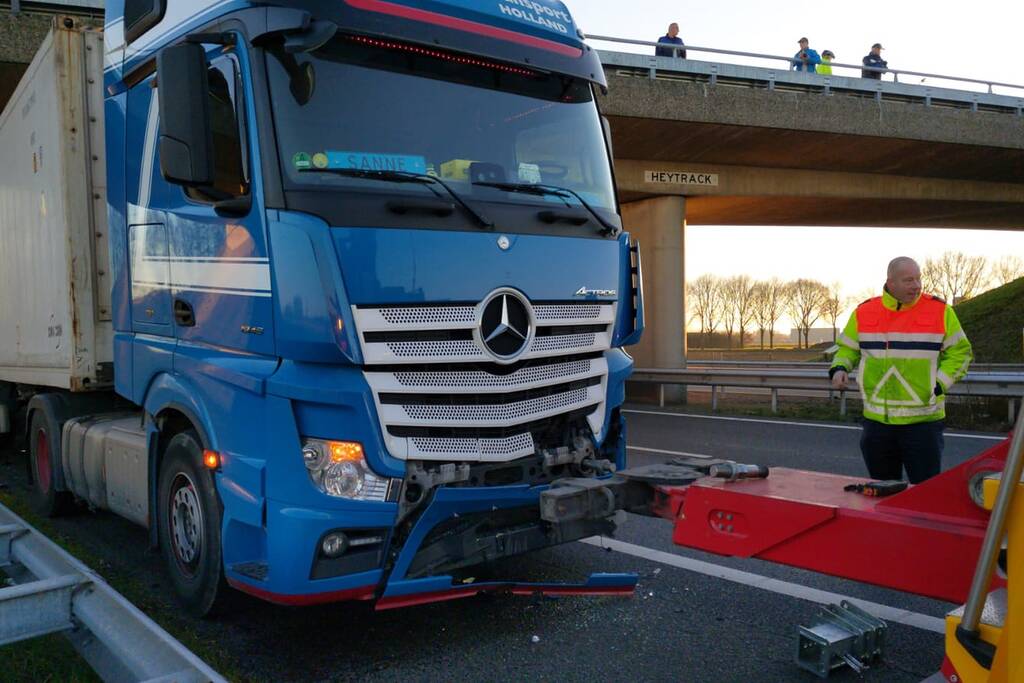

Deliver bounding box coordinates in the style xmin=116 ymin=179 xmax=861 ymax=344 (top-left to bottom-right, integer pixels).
xmin=343 ymin=0 xmax=583 ymax=58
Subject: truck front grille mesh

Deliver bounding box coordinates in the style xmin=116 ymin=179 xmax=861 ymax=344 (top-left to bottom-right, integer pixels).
xmin=535 ymin=304 xmax=603 ymax=320
xmin=355 ymin=300 xmax=615 ymax=461
xmin=386 ymin=340 xmax=481 ymax=358
xmin=402 ymin=387 xmax=590 ymax=422
xmin=380 ymin=306 xmax=476 ymax=325
xmin=393 ymin=358 xmax=592 ymax=389
xmin=410 ymin=433 xmax=534 ymax=458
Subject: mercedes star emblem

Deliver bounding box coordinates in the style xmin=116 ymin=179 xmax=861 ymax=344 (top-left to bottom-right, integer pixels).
xmin=497 ymin=235 xmax=511 ymax=251
xmin=479 ymin=291 xmax=532 ymax=361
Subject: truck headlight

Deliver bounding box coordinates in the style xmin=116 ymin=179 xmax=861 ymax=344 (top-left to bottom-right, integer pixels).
xmin=300 ymin=438 xmax=392 ymax=501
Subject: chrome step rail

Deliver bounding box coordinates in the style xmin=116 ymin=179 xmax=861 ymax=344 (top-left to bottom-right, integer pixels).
xmin=0 ymin=503 xmax=226 ymax=683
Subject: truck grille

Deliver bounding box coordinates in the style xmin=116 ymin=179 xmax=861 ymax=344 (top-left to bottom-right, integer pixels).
xmin=355 ymin=301 xmax=615 ymax=462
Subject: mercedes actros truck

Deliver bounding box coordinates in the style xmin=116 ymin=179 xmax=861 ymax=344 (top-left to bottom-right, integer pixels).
xmin=0 ymin=0 xmax=643 ymax=615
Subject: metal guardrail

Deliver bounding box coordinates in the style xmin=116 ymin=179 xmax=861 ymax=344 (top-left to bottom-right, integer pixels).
xmin=0 ymin=502 xmax=226 ymax=683
xmin=591 ymin=36 xmax=1024 ymax=115
xmin=631 ymin=367 xmax=1024 ymax=421
xmin=590 ymin=35 xmax=1024 ymax=97
xmin=688 ymin=360 xmax=1024 ymax=373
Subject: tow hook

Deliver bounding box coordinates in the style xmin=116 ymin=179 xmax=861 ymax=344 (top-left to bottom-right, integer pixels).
xmin=540 ymin=478 xmax=622 ymax=523
xmin=539 ymin=459 xmax=770 ymax=524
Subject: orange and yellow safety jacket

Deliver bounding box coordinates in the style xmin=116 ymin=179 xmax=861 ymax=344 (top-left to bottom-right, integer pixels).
xmin=831 ymin=290 xmax=972 ymax=425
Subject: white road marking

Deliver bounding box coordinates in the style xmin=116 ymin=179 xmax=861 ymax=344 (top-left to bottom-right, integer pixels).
xmin=624 ymin=409 xmax=1006 ymax=441
xmin=627 ymin=446 xmax=712 ymax=459
xmin=581 ymin=537 xmax=946 ymax=634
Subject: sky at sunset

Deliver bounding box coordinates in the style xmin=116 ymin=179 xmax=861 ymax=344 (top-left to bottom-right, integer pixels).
xmin=568 ymin=0 xmax=1024 ymax=330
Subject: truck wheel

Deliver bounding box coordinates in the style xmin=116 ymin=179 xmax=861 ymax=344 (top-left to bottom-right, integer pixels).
xmin=157 ymin=430 xmax=227 ymax=617
xmin=28 ymin=408 xmax=74 ymax=517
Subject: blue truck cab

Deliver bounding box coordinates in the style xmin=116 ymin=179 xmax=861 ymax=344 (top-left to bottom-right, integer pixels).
xmin=94 ymin=0 xmax=643 ymax=614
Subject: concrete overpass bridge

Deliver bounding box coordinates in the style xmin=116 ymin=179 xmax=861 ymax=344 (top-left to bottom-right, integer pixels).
xmin=592 ymin=40 xmax=1024 ymax=380
xmin=0 ymin=2 xmax=101 ymax=108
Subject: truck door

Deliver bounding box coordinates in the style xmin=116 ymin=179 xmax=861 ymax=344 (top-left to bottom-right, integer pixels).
xmin=127 ymin=73 xmax=174 ymax=340
xmin=159 ymin=49 xmax=274 ymax=356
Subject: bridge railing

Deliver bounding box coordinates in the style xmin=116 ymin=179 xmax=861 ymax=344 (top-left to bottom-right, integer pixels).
xmin=630 ymin=367 xmax=1024 ymax=423
xmin=589 ymin=35 xmax=1024 ymax=114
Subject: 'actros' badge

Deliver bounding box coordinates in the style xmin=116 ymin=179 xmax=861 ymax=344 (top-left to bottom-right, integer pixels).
xmin=575 ymin=287 xmax=617 ymax=297
xmin=478 ymin=290 xmax=533 ymax=362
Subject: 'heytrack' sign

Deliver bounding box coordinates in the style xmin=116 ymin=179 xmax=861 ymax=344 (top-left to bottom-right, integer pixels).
xmin=644 ymin=170 xmax=719 ymax=187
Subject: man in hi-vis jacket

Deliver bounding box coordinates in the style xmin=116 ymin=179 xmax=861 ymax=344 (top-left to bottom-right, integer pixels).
xmin=830 ymin=257 xmax=973 ymax=483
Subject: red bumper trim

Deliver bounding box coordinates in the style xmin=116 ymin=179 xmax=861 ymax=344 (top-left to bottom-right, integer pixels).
xmin=375 ymin=583 xmax=635 ymax=611
xmin=343 ymin=0 xmax=583 ymax=58
xmin=227 ymin=579 xmax=377 ymax=606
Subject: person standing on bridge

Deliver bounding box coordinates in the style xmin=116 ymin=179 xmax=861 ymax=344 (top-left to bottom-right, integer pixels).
xmin=830 ymin=257 xmax=973 ymax=484
xmin=655 ymin=23 xmax=686 ymax=58
xmin=791 ymin=37 xmax=821 ymax=72
xmin=861 ymin=43 xmax=888 ymax=79
xmin=818 ymin=50 xmax=835 ymax=75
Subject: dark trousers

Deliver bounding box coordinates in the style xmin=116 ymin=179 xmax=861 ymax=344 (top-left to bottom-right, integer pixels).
xmin=859 ymin=419 xmax=945 ymax=484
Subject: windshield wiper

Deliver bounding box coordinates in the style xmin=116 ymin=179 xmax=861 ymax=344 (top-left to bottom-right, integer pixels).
xmin=300 ymin=168 xmax=493 ymax=229
xmin=472 ymin=181 xmax=620 ymax=237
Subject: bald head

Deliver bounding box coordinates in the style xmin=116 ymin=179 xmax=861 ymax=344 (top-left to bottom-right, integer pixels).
xmin=886 ymin=257 xmax=922 ymax=304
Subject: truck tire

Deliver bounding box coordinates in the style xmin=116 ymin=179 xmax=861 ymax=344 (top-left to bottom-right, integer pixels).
xmin=157 ymin=430 xmax=227 ymax=617
xmin=28 ymin=407 xmax=75 ymax=517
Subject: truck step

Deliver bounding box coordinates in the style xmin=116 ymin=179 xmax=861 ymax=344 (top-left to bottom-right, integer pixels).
xmin=0 ymin=573 xmax=87 ymax=646
xmin=231 ymin=561 xmax=269 ymax=581
xmin=949 ymin=588 xmax=1008 ymax=630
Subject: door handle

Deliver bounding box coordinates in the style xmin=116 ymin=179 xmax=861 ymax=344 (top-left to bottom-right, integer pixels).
xmin=173 ymin=299 xmax=196 ymax=327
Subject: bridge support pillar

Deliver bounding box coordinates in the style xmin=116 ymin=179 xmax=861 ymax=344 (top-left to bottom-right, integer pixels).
xmin=621 ymin=196 xmax=687 ymax=404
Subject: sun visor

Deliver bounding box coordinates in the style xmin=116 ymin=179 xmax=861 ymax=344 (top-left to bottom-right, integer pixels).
xmin=295 ymin=0 xmax=607 ymax=87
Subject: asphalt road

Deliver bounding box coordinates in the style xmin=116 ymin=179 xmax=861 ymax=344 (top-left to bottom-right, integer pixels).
xmin=0 ymin=407 xmax=1006 ymax=682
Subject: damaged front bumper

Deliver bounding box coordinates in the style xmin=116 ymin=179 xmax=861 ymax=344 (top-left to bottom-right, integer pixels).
xmin=378 ymin=480 xmax=637 ymax=609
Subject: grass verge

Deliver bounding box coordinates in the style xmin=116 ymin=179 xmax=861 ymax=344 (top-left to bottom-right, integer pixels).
xmin=955 ymin=277 xmax=1024 ymax=363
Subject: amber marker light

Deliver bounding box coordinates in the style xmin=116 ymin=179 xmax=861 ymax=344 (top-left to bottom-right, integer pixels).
xmin=328 ymin=441 xmax=365 ymax=463
xmin=203 ymin=450 xmax=221 ymax=470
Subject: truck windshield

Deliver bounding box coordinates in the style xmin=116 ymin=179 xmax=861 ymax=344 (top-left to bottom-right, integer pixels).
xmin=266 ymin=34 xmax=618 ymax=225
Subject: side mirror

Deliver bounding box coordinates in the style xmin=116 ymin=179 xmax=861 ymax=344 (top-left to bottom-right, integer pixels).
xmin=601 ymin=116 xmax=614 ymax=162
xmin=157 ymin=43 xmax=213 ymax=186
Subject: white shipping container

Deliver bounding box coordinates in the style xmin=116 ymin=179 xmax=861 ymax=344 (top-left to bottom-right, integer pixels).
xmin=0 ymin=22 xmax=111 ymax=392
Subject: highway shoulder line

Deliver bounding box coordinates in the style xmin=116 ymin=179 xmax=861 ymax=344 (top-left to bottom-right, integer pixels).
xmin=580 ymin=536 xmax=946 ymax=634
xmin=623 ymin=409 xmax=1005 ymax=441
xmin=627 ymin=446 xmax=712 ymax=459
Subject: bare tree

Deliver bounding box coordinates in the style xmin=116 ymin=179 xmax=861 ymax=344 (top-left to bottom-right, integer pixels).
xmin=720 ymin=290 xmax=737 ymax=349
xmin=751 ymin=278 xmax=787 ymax=349
xmin=786 ymin=279 xmax=828 ymax=348
xmin=820 ymin=282 xmax=845 ymax=343
xmin=751 ymin=282 xmax=769 ymax=350
xmin=687 ymin=274 xmax=724 ymax=349
xmin=853 ymin=287 xmax=878 ymax=304
xmin=990 ymin=255 xmax=1024 ymax=287
xmin=723 ymin=275 xmax=756 ymax=349
xmin=922 ymin=252 xmax=989 ymax=303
